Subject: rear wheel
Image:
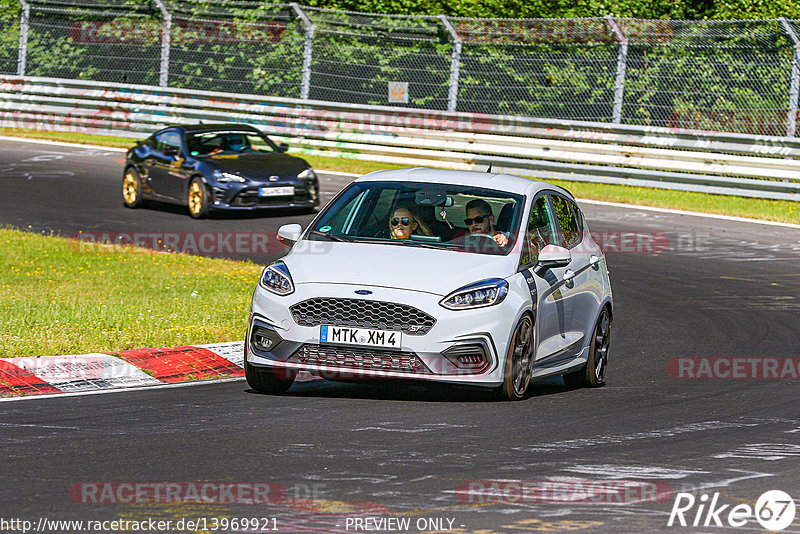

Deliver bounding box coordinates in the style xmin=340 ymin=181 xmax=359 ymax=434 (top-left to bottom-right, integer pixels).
xmin=499 ymin=314 xmax=534 ymax=401
xmin=563 ymin=307 xmax=610 ymax=388
xmin=187 ymin=177 xmax=210 ymax=219
xmin=122 ymin=168 xmax=144 ymax=208
xmin=244 ymin=358 xmax=295 ymax=395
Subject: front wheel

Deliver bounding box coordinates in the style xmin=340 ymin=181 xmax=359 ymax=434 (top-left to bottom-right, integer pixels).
xmin=187 ymin=177 xmax=210 ymax=219
xmin=499 ymin=314 xmax=534 ymax=401
xmin=563 ymin=307 xmax=610 ymax=388
xmin=244 ymin=358 xmax=295 ymax=395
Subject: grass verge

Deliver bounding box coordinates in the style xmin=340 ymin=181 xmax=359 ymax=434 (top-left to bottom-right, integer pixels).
xmin=0 ymin=228 xmax=261 ymax=358
xmin=0 ymin=128 xmax=797 ymax=224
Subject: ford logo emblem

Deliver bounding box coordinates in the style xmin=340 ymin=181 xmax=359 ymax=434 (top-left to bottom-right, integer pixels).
xmin=354 ymin=290 xmax=372 ymax=295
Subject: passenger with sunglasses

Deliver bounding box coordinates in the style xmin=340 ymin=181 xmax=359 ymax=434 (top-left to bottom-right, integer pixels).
xmin=389 ymin=206 xmax=432 ymax=240
xmin=464 ymin=199 xmax=509 ymax=247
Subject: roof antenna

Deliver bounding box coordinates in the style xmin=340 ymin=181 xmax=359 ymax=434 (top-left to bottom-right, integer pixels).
xmin=487 ymin=162 xmax=493 ymax=173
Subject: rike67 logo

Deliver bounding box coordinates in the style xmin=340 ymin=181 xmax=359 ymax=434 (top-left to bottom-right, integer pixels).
xmin=668 ymin=490 xmax=796 ymax=530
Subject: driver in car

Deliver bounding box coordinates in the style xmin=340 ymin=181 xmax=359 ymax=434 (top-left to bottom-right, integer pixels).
xmin=465 ymin=199 xmax=509 ymax=247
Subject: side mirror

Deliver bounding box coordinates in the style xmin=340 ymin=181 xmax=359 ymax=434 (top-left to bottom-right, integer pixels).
xmin=535 ymin=244 xmax=571 ymax=273
xmin=277 ymin=143 xmax=289 ymax=153
xmin=276 ymin=224 xmax=302 ymax=247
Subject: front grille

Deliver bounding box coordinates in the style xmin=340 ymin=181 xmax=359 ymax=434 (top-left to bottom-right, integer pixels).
xmin=288 ymin=344 xmax=431 ymax=375
xmin=290 ymin=298 xmax=436 ymax=335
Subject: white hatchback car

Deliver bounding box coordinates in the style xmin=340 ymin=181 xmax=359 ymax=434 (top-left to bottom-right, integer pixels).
xmin=246 ymin=168 xmax=612 ymax=400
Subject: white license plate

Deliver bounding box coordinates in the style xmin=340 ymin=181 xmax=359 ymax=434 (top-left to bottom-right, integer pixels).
xmin=258 ymin=186 xmax=294 ymax=197
xmin=320 ymin=325 xmax=402 ymax=349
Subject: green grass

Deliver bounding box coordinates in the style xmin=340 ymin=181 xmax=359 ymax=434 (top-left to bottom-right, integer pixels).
xmin=0 ymin=128 xmax=138 ymax=149
xmin=0 ymin=228 xmax=262 ymax=358
xmin=1 ymin=128 xmax=797 ymax=224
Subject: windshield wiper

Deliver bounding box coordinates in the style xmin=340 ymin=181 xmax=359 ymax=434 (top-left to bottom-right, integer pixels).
xmin=307 ymin=230 xmax=352 ymax=242
xmin=394 ymin=239 xmax=455 ymax=250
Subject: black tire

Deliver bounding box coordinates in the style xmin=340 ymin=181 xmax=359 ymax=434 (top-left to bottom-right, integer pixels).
xmin=187 ymin=177 xmax=210 ymax=219
xmin=122 ymin=167 xmax=144 ymax=208
xmin=244 ymin=358 xmax=295 ymax=395
xmin=499 ymin=314 xmax=534 ymax=401
xmin=563 ymin=307 xmax=611 ymax=388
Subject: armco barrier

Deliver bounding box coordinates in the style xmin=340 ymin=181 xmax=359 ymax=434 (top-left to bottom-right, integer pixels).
xmin=1 ymin=75 xmax=800 ymax=201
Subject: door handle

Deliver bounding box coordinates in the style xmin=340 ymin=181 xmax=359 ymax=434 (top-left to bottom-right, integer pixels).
xmin=563 ymin=269 xmax=575 ymax=282
xmin=589 ymin=255 xmax=600 ymax=266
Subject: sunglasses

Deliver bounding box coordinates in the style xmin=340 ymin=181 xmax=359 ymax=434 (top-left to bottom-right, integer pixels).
xmin=464 ymin=215 xmax=489 ymax=226
xmin=391 ymin=217 xmax=413 ymax=227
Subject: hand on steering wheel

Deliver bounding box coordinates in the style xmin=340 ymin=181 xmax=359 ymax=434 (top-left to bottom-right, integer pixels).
xmin=473 ymin=232 xmax=508 ymax=247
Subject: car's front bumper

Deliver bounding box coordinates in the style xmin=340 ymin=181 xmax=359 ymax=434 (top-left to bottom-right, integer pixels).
xmin=247 ymin=282 xmax=528 ymax=387
xmin=210 ymin=182 xmax=319 ymax=210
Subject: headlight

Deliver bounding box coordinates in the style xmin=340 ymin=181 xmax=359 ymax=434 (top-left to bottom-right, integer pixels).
xmin=440 ymin=278 xmax=509 ymax=310
xmin=213 ymin=170 xmax=246 ymax=183
xmin=259 ymin=261 xmax=294 ymax=296
xmin=298 ymin=168 xmax=316 ymax=180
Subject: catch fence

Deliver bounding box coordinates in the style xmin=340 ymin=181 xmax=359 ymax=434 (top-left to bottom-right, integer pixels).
xmin=1 ymin=1 xmax=800 ymax=136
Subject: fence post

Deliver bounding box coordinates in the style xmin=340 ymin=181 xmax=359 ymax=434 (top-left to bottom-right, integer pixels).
xmin=292 ymin=3 xmax=314 ymax=100
xmin=17 ymin=0 xmax=29 ymax=76
xmin=438 ymin=15 xmax=461 ymax=112
xmin=152 ymin=0 xmax=171 ymax=87
xmin=780 ymin=18 xmax=800 ymax=137
xmin=605 ymin=15 xmax=628 ymax=124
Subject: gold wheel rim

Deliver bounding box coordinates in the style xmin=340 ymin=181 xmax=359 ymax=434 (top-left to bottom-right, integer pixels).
xmin=188 ymin=181 xmax=203 ymax=215
xmin=123 ymin=172 xmax=138 ymax=204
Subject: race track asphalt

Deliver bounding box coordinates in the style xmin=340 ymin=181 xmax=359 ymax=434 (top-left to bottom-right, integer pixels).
xmin=0 ymin=138 xmax=799 ymax=533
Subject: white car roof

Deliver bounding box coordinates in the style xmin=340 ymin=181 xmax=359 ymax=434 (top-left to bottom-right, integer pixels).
xmin=355 ymin=167 xmax=573 ymax=198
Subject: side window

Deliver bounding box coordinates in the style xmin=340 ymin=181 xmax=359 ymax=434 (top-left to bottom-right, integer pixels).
xmin=155 ymin=131 xmax=182 ymax=154
xmin=550 ymin=194 xmax=581 ymax=249
xmin=521 ymin=195 xmax=558 ymax=265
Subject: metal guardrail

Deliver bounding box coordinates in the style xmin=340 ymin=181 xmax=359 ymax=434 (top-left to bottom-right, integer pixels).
xmin=1 ymin=76 xmax=800 ymax=201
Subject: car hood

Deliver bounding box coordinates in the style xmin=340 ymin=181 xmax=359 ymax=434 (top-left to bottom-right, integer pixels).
xmin=207 ymin=153 xmax=309 ymax=181
xmin=283 ymin=241 xmax=517 ymax=297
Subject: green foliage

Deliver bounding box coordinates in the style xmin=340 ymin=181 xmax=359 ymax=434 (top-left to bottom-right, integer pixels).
xmin=306 ymin=0 xmax=708 ymax=19
xmin=712 ymin=0 xmax=800 ymax=20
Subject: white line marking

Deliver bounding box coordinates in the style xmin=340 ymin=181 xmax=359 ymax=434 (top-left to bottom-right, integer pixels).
xmin=318 ymin=169 xmax=360 ymax=177
xmin=0 ymin=422 xmax=82 ymax=429
xmin=0 ymin=135 xmax=127 ymax=152
xmin=0 ymin=376 xmax=246 ymax=403
xmin=577 ymin=198 xmax=800 ymax=229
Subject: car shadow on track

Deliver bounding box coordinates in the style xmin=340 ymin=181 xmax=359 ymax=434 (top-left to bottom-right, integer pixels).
xmin=134 ymin=200 xmax=316 ymax=220
xmin=245 ymin=377 xmax=572 ymax=403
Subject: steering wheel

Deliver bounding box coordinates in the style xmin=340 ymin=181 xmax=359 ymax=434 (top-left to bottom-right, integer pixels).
xmin=449 ymin=233 xmax=502 ymax=253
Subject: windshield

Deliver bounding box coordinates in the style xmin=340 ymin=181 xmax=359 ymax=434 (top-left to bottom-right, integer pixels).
xmin=308 ymin=181 xmax=524 ymax=256
xmin=186 ymin=131 xmax=279 ymax=157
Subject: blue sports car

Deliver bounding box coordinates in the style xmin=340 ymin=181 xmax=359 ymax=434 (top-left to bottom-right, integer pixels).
xmin=122 ymin=123 xmax=319 ymax=218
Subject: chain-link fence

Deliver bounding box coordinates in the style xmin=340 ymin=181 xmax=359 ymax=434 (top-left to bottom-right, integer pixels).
xmin=2 ymin=0 xmax=800 ymax=136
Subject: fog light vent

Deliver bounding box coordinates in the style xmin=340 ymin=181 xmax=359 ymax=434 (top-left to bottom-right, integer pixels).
xmin=442 ymin=343 xmax=490 ymax=373
xmin=251 ymin=325 xmax=283 ymax=353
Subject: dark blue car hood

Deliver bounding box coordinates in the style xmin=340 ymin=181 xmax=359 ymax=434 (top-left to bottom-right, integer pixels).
xmin=205 ymin=153 xmax=309 ymax=182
